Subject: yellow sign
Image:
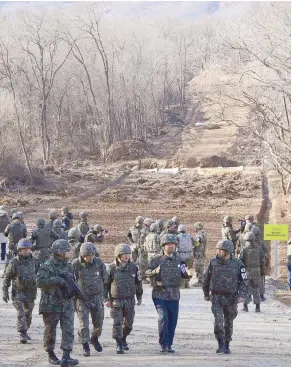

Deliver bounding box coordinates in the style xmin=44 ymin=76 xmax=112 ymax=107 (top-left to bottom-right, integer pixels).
xmin=264 ymin=224 xmax=289 ymax=241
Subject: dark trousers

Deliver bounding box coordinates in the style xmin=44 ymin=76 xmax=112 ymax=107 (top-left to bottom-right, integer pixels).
xmin=153 ymin=298 xmax=179 ymax=347
xmin=1 ymin=243 xmax=6 ymax=261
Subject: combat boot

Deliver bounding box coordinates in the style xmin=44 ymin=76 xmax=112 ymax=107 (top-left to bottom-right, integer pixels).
xmin=24 ymin=331 xmax=31 ymax=341
xmin=255 ymin=304 xmax=260 ymax=312
xmin=90 ymin=336 xmax=103 ymax=352
xmin=216 ymin=339 xmax=224 ymax=354
xmin=20 ymin=331 xmax=27 ymax=344
xmin=224 ymin=342 xmax=231 ymax=354
xmin=61 ymin=350 xmax=79 ymax=366
xmin=122 ymin=337 xmax=129 ymax=350
xmin=48 ymin=350 xmax=60 ymax=365
xmin=82 ymin=343 xmax=90 ymax=357
xmin=116 ymin=340 xmax=124 ymax=354
xmin=242 ymin=304 xmax=248 ymax=312
xmin=260 ymin=295 xmax=266 ymax=302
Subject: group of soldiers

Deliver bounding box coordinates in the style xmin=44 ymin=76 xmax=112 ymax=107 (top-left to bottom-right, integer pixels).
xmin=0 ymin=206 xmax=267 ymax=365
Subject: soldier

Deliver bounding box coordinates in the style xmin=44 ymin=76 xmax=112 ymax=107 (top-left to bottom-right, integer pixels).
xmin=0 ymin=210 xmax=10 ymax=263
xmin=18 ymin=212 xmax=26 ymax=228
xmin=144 ymin=223 xmax=161 ymax=263
xmin=146 ymin=234 xmax=192 ymax=353
xmin=104 ymin=244 xmax=143 ymax=354
xmin=3 ymin=212 xmax=27 ymax=277
xmin=2 ymin=239 xmax=40 ymax=343
xmin=160 ymin=219 xmax=176 ymax=238
xmin=77 ymin=212 xmax=90 ymax=240
xmin=203 ymin=239 xmax=247 ymax=354
xmin=240 ymin=232 xmax=265 ymax=312
xmin=236 ymin=222 xmax=253 ymax=257
xmin=251 ymin=225 xmax=267 ymax=301
xmin=127 ymin=216 xmax=144 ymax=262
xmin=221 ymin=215 xmax=237 ymax=253
xmin=193 ymin=222 xmax=207 ymax=287
xmin=171 ymin=216 xmax=180 ymax=233
xmin=245 ymin=214 xmax=255 ymax=225
xmin=84 ymin=224 xmax=106 ymax=244
xmin=155 ymin=219 xmax=164 ymax=235
xmin=61 ymin=206 xmax=74 ymax=231
xmin=47 ymin=210 xmax=58 ymax=230
xmin=138 ymin=217 xmax=155 ymax=284
xmin=68 ymin=227 xmax=82 ymax=260
xmin=52 ymin=219 xmax=68 ymax=240
xmin=177 ymin=224 xmax=194 ymax=288
xmin=30 ymin=218 xmax=59 ymax=263
xmin=36 ymin=239 xmax=79 ymax=366
xmin=72 ymin=242 xmax=107 ymax=357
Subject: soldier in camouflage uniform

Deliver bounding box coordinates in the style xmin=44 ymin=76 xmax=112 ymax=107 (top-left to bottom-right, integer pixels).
xmin=36 ymin=239 xmax=79 ymax=366
xmin=193 ymin=222 xmax=207 ymax=287
xmin=146 ymin=234 xmax=192 ymax=353
xmin=77 ymin=212 xmax=90 ymax=241
xmin=236 ymin=222 xmax=253 ymax=257
xmin=2 ymin=239 xmax=40 ymax=343
xmin=252 ymin=225 xmax=268 ymax=301
xmin=3 ymin=212 xmax=27 ymax=277
xmin=47 ymin=211 xmax=58 ymax=230
xmin=30 ymin=218 xmax=59 ymax=263
xmin=84 ymin=224 xmax=105 ymax=244
xmin=104 ymin=244 xmax=143 ymax=354
xmin=240 ymin=232 xmax=265 ymax=312
xmin=61 ymin=206 xmax=74 ymax=231
xmin=72 ymin=242 xmax=107 ymax=357
xmin=127 ymin=216 xmax=144 ymax=262
xmin=144 ymin=223 xmax=161 ymax=262
xmin=203 ymin=239 xmax=247 ymax=354
xmin=68 ymin=227 xmax=82 ymax=260
xmin=177 ymin=224 xmax=194 ymax=288
xmin=52 ymin=219 xmax=68 ymax=240
xmin=138 ymin=218 xmax=155 ymax=284
xmin=160 ymin=219 xmax=177 ymax=238
xmin=221 ymin=215 xmax=237 ymax=254
xmin=155 ymin=219 xmax=164 ymax=235
xmin=171 ymin=216 xmax=180 ymax=233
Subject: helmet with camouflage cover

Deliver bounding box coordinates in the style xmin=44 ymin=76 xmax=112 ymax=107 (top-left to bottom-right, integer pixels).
xmin=223 ymin=215 xmax=233 ymax=224
xmin=135 ymin=216 xmax=144 ymax=225
xmin=51 ymin=239 xmax=71 ymax=254
xmin=80 ymin=242 xmax=97 ymax=257
xmin=37 ymin=218 xmax=46 ymax=227
xmin=143 ymin=218 xmax=155 ymax=227
xmin=172 ymin=216 xmax=180 ymax=225
xmin=161 ymin=234 xmax=177 ymax=246
xmin=178 ymin=224 xmax=187 ymax=232
xmin=244 ymin=223 xmax=254 ymax=232
xmin=12 ymin=212 xmax=21 ymax=220
xmin=53 ymin=219 xmax=63 ymax=228
xmin=243 ymin=232 xmax=255 ymax=242
xmin=245 ymin=214 xmax=254 ymax=221
xmin=114 ymin=243 xmax=132 ymax=258
xmin=164 ymin=219 xmax=174 ymax=228
xmin=194 ymin=222 xmax=203 ymax=230
xmin=251 ymin=225 xmax=260 ymax=236
xmin=79 ymin=211 xmax=88 ymax=220
xmin=17 ymin=239 xmax=32 ymax=250
xmin=149 ymin=223 xmax=158 ymax=232
xmin=216 ymin=239 xmax=234 ymax=254
xmin=68 ymin=227 xmax=81 ymax=240
xmin=49 ymin=210 xmax=58 ymax=220
xmin=93 ymin=224 xmax=103 ymax=232
xmin=11 ymin=208 xmax=17 ymax=216
xmin=61 ymin=206 xmax=69 ymax=213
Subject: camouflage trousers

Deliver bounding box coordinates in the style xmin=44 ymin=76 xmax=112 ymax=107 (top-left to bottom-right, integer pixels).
xmin=75 ymin=295 xmax=104 ymax=343
xmin=194 ymin=256 xmax=205 ymax=283
xmin=32 ymin=248 xmax=50 ymax=263
xmin=211 ymin=293 xmax=238 ymax=342
xmin=244 ymin=278 xmax=261 ymax=305
xmin=42 ymin=301 xmax=74 ymax=352
xmin=138 ymin=250 xmax=148 ymax=280
xmin=3 ymin=247 xmax=17 ymax=275
xmin=12 ymin=299 xmax=35 ymax=332
xmin=110 ymin=298 xmax=135 ymax=341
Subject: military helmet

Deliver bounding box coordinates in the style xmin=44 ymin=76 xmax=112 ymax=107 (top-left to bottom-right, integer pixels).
xmin=80 ymin=242 xmax=97 ymax=257
xmin=93 ymin=224 xmax=103 ymax=232
xmin=161 ymin=234 xmax=177 ymax=246
xmin=216 ymin=239 xmax=234 ymax=254
xmin=114 ymin=243 xmax=132 ymax=258
xmin=251 ymin=225 xmax=260 ymax=236
xmin=223 ymin=215 xmax=233 ymax=224
xmin=11 ymin=208 xmax=17 ymax=215
xmin=149 ymin=223 xmax=158 ymax=232
xmin=68 ymin=227 xmax=81 ymax=239
xmin=53 ymin=219 xmax=63 ymax=228
xmin=194 ymin=222 xmax=203 ymax=230
xmin=79 ymin=211 xmax=88 ymax=219
xmin=164 ymin=219 xmax=174 ymax=228
xmin=245 ymin=214 xmax=254 ymax=221
xmin=143 ymin=218 xmax=155 ymax=227
xmin=49 ymin=210 xmax=58 ymax=220
xmin=0 ymin=210 xmax=8 ymax=218
xmin=61 ymin=206 xmax=69 ymax=213
xmin=243 ymin=232 xmax=255 ymax=242
xmin=172 ymin=216 xmax=180 ymax=225
xmin=244 ymin=223 xmax=254 ymax=232
xmin=155 ymin=219 xmax=164 ymax=229
xmin=17 ymin=239 xmax=32 ymax=250
xmin=178 ymin=224 xmax=187 ymax=232
xmin=12 ymin=212 xmax=21 ymax=220
xmin=135 ymin=216 xmax=144 ymax=225
xmin=37 ymin=218 xmax=46 ymax=227
xmin=51 ymin=239 xmax=71 ymax=254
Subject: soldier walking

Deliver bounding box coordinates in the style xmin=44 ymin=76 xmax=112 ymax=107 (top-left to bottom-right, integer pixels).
xmin=138 ymin=218 xmax=155 ymax=284
xmin=127 ymin=216 xmax=144 ymax=262
xmin=252 ymin=225 xmax=268 ymax=301
xmin=203 ymin=239 xmax=247 ymax=354
xmin=221 ymin=215 xmax=237 ymax=253
xmin=104 ymin=244 xmax=143 ymax=354
xmin=72 ymin=242 xmax=107 ymax=357
xmin=144 ymin=223 xmax=161 ymax=263
xmin=193 ymin=222 xmax=207 ymax=287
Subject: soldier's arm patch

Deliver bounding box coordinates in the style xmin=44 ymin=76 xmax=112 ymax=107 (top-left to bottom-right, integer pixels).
xmin=240 ymin=267 xmax=247 ymax=280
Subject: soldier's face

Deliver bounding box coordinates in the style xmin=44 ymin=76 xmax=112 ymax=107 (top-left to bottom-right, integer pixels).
xmin=119 ymin=254 xmax=131 ymax=262
xmin=20 ymin=248 xmax=31 ymax=257
xmin=217 ymin=249 xmax=228 ymax=258
xmin=83 ymin=255 xmax=94 ymax=263
xmin=164 ymin=243 xmax=176 ymax=254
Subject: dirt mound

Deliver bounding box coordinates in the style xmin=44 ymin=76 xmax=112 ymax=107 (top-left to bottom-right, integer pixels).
xmin=106 ymin=140 xmax=150 ymax=162
xmin=199 ymin=155 xmax=239 ymax=168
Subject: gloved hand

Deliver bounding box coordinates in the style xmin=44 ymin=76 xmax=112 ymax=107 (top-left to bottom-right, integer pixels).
xmin=3 ymin=292 xmax=9 ymax=303
xmin=54 ymin=276 xmax=67 ymax=286
xmin=136 ymin=298 xmax=142 ymax=306
xmin=204 ymin=294 xmax=210 ymax=302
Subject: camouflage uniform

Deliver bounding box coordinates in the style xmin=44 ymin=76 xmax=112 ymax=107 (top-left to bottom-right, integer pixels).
xmin=177 ymin=225 xmax=194 ymax=288
xmin=47 ymin=211 xmax=58 ymax=230
xmin=138 ymin=218 xmax=155 ymax=282
xmin=52 ymin=219 xmax=67 ymax=240
xmin=2 ymin=240 xmax=40 ymax=342
xmin=127 ymin=220 xmax=143 ymax=262
xmin=104 ymin=244 xmax=143 ymax=353
xmin=68 ymin=227 xmax=82 ymax=260
xmin=252 ymin=226 xmax=267 ymax=298
xmin=84 ymin=225 xmax=105 ymax=245
xmin=61 ymin=207 xmax=74 ymax=231
xmin=78 ymin=221 xmax=90 ymax=238
xmin=144 ymin=224 xmax=161 ymax=262
xmin=193 ymin=223 xmax=207 ymax=285
xmin=155 ymin=219 xmax=164 ymax=235
xmin=30 ymin=218 xmax=59 ymax=262
xmin=240 ymin=232 xmax=265 ymax=311
xmin=203 ymin=240 xmax=247 ymax=353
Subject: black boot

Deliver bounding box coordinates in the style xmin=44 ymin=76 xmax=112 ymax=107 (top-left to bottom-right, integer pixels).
xmin=122 ymin=337 xmax=129 ymax=351
xmin=116 ymin=340 xmax=124 ymax=354
xmin=255 ymin=304 xmax=260 ymax=312
xmin=90 ymin=336 xmax=103 ymax=352
xmin=82 ymin=343 xmax=90 ymax=357
xmin=20 ymin=331 xmax=27 ymax=344
xmin=243 ymin=304 xmax=248 ymax=312
xmin=48 ymin=351 xmax=61 ymax=365
xmin=25 ymin=331 xmax=31 ymax=341
xmin=61 ymin=350 xmax=79 ymax=366
xmin=224 ymin=342 xmax=231 ymax=354
xmin=260 ymin=295 xmax=266 ymax=302
xmin=216 ymin=339 xmax=224 ymax=354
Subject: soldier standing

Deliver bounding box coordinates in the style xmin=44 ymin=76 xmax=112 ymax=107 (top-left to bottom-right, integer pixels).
xmin=68 ymin=227 xmax=82 ymax=260
xmin=160 ymin=219 xmax=177 ymax=238
xmin=155 ymin=219 xmax=164 ymax=235
xmin=171 ymin=216 xmax=180 ymax=233
xmin=203 ymin=239 xmax=247 ymax=354
xmin=104 ymin=244 xmax=143 ymax=354
xmin=61 ymin=206 xmax=74 ymax=231
xmin=2 ymin=239 xmax=40 ymax=343
xmin=47 ymin=210 xmax=58 ymax=230
xmin=144 ymin=223 xmax=161 ymax=263
xmin=240 ymin=232 xmax=265 ymax=312
xmin=36 ymin=239 xmax=79 ymax=366
xmin=127 ymin=216 xmax=144 ymax=262
xmin=72 ymin=242 xmax=107 ymax=357
xmin=146 ymin=234 xmax=192 ymax=353
xmin=84 ymin=224 xmax=106 ymax=244
xmin=193 ymin=222 xmax=207 ymax=287
xmin=221 ymin=215 xmax=237 ymax=253
xmin=177 ymin=224 xmax=194 ymax=288
xmin=77 ymin=212 xmax=90 ymax=240
xmin=138 ymin=218 xmax=155 ymax=284
xmin=52 ymin=219 xmax=68 ymax=240
xmin=30 ymin=218 xmax=59 ymax=263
